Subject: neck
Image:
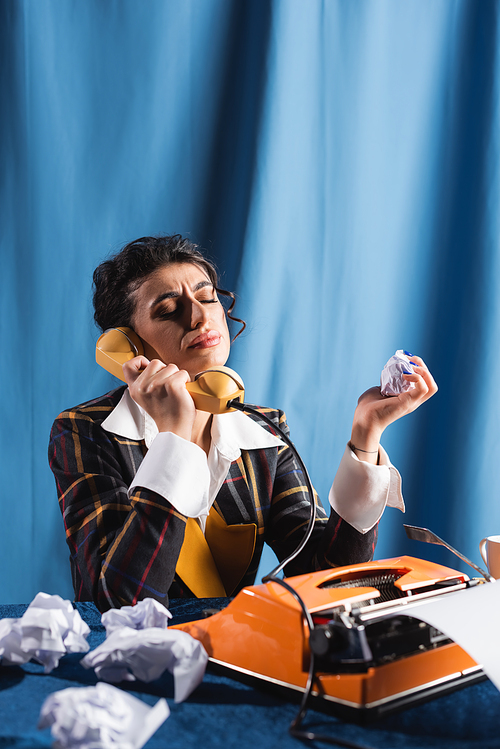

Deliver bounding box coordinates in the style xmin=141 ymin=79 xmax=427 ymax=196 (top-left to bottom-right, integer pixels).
xmin=191 ymin=410 xmax=213 ymax=456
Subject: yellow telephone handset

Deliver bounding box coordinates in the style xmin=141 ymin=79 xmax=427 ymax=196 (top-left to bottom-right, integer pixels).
xmin=96 ymin=327 xmax=244 ymax=414
xmin=95 ymin=327 xmax=145 ymax=380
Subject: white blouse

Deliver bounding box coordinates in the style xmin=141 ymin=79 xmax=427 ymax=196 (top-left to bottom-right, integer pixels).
xmin=102 ymin=388 xmax=405 ymax=535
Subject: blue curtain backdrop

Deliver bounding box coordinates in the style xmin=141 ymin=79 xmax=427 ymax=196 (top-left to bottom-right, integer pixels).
xmin=1 ymin=0 xmax=499 ymax=603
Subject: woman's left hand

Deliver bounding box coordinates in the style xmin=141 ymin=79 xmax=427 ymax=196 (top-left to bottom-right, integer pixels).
xmin=350 ymin=355 xmax=437 ymax=463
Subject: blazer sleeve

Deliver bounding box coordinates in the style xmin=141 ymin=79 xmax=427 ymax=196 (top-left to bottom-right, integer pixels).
xmin=49 ymin=410 xmax=189 ymax=612
xmin=264 ymin=412 xmax=377 ymax=577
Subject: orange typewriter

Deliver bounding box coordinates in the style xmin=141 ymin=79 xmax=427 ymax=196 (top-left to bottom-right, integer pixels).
xmin=172 ymin=548 xmax=488 ymax=721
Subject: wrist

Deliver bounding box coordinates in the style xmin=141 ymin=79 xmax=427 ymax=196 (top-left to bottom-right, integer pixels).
xmin=350 ymin=424 xmax=382 ymax=453
xmin=349 ymin=442 xmax=378 ymax=454
xmin=155 ymin=418 xmax=193 ymax=441
xmin=350 ymin=421 xmax=381 ymax=464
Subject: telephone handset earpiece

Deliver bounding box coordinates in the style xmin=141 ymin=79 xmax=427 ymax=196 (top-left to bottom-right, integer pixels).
xmin=95 ymin=327 xmax=244 ymax=414
xmin=96 ymin=327 xmax=145 ymax=380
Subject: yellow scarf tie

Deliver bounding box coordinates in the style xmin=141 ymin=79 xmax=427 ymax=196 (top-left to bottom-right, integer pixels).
xmin=176 ymin=507 xmax=257 ymax=597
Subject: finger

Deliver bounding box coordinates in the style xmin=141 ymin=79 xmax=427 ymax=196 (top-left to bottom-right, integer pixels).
xmin=406 ymin=354 xmax=427 ymax=370
xmin=401 ymin=371 xmax=436 ymax=407
xmin=164 ymin=369 xmax=192 ymax=396
xmin=147 ymin=360 xmax=177 ymax=377
xmin=406 ymin=356 xmax=438 ymax=396
xmin=122 ymin=355 xmax=151 ymax=384
xmin=154 ymin=369 xmax=195 ymax=416
xmin=402 ymin=371 xmax=429 ymax=395
xmin=124 ymin=357 xmax=170 ymax=384
xmin=134 ymin=362 xmax=179 ymax=394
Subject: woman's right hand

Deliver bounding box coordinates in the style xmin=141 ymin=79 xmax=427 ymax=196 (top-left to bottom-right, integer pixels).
xmin=122 ymin=356 xmax=196 ymax=440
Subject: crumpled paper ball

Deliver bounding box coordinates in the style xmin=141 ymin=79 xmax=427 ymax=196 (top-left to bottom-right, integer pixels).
xmin=101 ymin=598 xmax=172 ymax=636
xmin=0 ymin=618 xmax=26 ymax=666
xmin=0 ymin=592 xmax=90 ymax=672
xmin=81 ymin=626 xmax=208 ymax=702
xmin=380 ymin=350 xmax=416 ymax=396
xmin=38 ymin=682 xmax=169 ymax=749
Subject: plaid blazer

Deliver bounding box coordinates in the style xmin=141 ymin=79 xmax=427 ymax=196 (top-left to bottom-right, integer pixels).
xmin=49 ymin=386 xmax=377 ymax=612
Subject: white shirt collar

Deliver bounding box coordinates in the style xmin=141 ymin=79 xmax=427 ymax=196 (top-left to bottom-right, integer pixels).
xmin=101 ymin=388 xmax=284 ymax=455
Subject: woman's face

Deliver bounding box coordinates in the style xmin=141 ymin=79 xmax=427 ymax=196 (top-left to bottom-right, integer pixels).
xmin=131 ymin=262 xmax=230 ymax=378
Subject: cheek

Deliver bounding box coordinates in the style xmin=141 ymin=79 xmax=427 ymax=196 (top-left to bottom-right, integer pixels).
xmin=155 ymin=331 xmax=179 ymax=360
xmin=139 ymin=324 xmax=179 ymax=363
xmin=142 ymin=339 xmax=162 ymax=361
xmin=216 ymin=304 xmax=229 ymax=331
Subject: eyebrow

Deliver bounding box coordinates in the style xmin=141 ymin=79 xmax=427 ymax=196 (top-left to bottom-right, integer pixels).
xmin=151 ymin=280 xmax=213 ymax=308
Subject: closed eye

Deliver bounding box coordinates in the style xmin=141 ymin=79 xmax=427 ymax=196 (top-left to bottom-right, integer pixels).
xmin=196 ymin=288 xmax=219 ymax=305
xmin=157 ymin=307 xmax=178 ymax=319
xmin=156 ymin=296 xmax=218 ymax=319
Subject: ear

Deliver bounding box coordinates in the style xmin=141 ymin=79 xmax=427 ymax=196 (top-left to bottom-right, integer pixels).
xmin=95 ymin=327 xmax=145 ymax=382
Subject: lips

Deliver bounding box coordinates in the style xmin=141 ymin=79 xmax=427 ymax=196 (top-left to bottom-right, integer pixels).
xmin=188 ymin=330 xmax=222 ymax=349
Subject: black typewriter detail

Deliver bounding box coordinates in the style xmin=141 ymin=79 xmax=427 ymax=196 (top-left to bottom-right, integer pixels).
xmin=310 ymin=571 xmax=460 ymax=673
xmin=320 ymin=570 xmax=408 ymax=606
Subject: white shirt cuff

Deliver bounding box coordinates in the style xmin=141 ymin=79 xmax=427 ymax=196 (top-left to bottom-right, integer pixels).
xmin=329 ymin=444 xmax=405 ymax=534
xmin=128 ymin=432 xmax=210 ymax=519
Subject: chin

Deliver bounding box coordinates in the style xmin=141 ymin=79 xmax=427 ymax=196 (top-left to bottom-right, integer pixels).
xmin=187 ymin=349 xmax=230 ymax=376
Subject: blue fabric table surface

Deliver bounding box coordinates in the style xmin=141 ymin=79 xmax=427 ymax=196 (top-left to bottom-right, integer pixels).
xmin=0 ymin=600 xmax=499 ymax=749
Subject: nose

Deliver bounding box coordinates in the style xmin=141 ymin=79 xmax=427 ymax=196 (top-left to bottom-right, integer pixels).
xmin=190 ymin=298 xmax=211 ymax=329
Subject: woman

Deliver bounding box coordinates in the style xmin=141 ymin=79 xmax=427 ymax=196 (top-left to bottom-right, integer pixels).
xmin=49 ymin=235 xmax=437 ymax=612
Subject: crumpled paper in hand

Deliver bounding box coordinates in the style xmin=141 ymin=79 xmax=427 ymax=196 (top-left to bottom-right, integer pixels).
xmin=101 ymin=598 xmax=172 ymax=636
xmin=0 ymin=592 xmax=90 ymax=672
xmin=38 ymin=682 xmax=169 ymax=749
xmin=81 ymin=626 xmax=208 ymax=702
xmin=380 ymin=350 xmax=416 ymax=396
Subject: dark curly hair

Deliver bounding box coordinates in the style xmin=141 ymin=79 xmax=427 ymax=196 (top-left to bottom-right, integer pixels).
xmin=92 ymin=235 xmax=245 ymax=340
